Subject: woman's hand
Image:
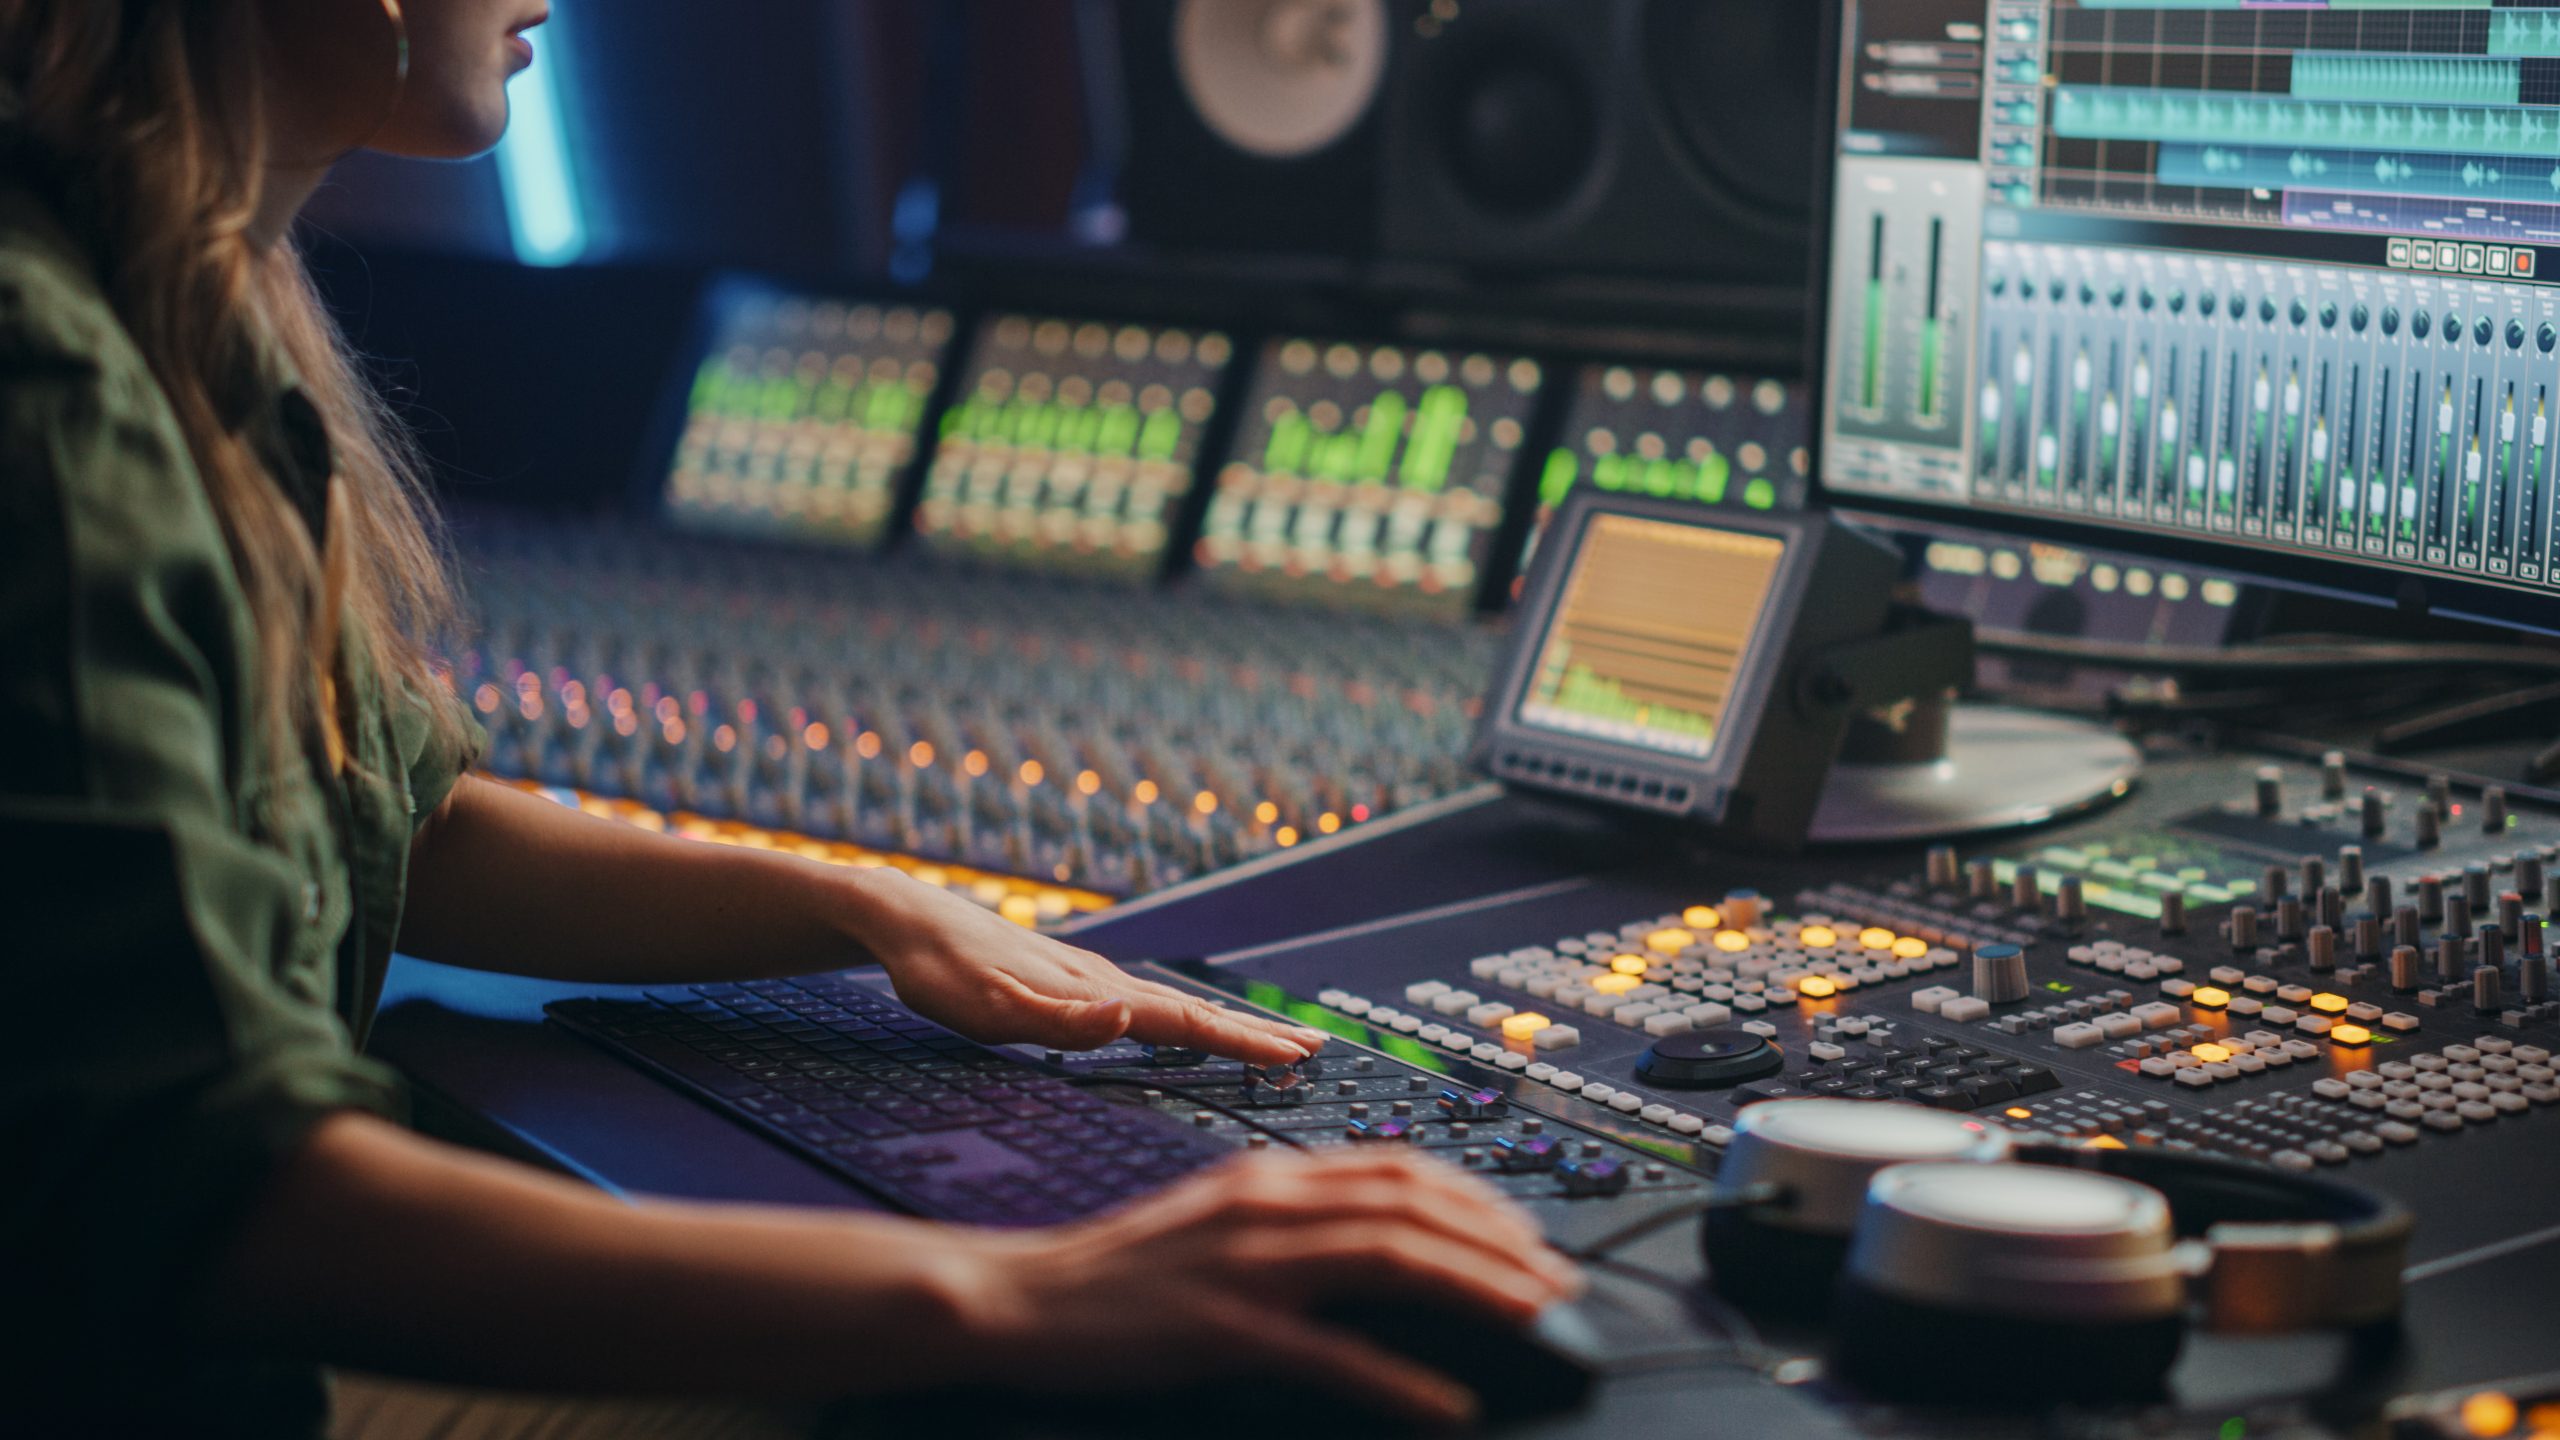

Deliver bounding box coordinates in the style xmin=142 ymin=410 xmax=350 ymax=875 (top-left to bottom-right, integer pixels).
xmin=954 ymin=1148 xmax=1585 ymax=1429
xmin=844 ymin=868 xmax=1328 ymax=1065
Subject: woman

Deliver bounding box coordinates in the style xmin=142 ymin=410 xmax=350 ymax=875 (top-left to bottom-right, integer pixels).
xmin=0 ymin=2 xmax=1579 ymax=1436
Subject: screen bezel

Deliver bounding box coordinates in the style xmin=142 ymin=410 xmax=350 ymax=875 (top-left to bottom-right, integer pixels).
xmin=1800 ymin=0 xmax=2560 ymax=642
xmin=1475 ymin=492 xmax=1826 ymax=817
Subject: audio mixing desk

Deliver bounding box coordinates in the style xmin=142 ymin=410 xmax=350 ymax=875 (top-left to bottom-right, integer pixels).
xmin=376 ymin=733 xmax=2560 ymax=1436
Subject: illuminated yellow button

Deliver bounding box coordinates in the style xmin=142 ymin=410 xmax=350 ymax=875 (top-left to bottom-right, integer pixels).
xmin=1892 ymin=936 xmax=1930 ymax=960
xmin=2461 ymin=1392 xmax=2518 ymax=1439
xmin=1799 ymin=975 xmax=1839 ymax=999
xmin=2086 ymin=1134 xmax=2128 ymax=1150
xmin=1799 ymin=925 xmax=1840 ymax=949
xmin=1592 ymin=973 xmax=1640 ymax=995
xmin=2309 ymin=992 xmax=2350 ymax=1015
xmin=1646 ymin=928 xmax=1696 ymax=955
xmin=1683 ymin=906 xmax=1722 ymax=930
xmin=1714 ymin=930 xmax=1752 ymax=953
xmin=2190 ymin=1043 xmax=2233 ymax=1064
xmin=1610 ymin=953 xmax=1651 ymax=976
xmin=1859 ymin=927 xmax=1897 ymax=951
xmin=2329 ymin=1023 xmax=2372 ymax=1047
xmin=2191 ymin=985 xmax=2232 ymax=1008
xmin=2004 ymin=1106 xmax=2034 ymax=1120
xmin=998 ymin=895 xmax=1041 ymax=928
xmin=1502 ymin=1013 xmax=1553 ymax=1042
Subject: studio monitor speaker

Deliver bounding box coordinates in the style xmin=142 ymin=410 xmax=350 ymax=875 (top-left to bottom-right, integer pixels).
xmin=1377 ymin=0 xmax=1821 ymax=288
xmin=1119 ymin=0 xmax=1392 ymax=258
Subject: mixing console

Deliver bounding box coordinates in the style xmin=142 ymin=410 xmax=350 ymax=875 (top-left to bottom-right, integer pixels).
xmin=1202 ymin=750 xmax=2560 ymax=1177
xmin=453 ymin=515 xmax=1495 ymax=902
xmin=914 ymin=314 xmax=1232 ymax=579
xmin=1193 ymin=337 xmax=1540 ymax=616
xmin=662 ymin=287 xmax=954 ymax=546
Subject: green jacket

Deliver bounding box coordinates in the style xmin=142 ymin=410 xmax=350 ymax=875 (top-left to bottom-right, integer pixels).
xmin=0 ymin=186 xmax=477 ymax=1435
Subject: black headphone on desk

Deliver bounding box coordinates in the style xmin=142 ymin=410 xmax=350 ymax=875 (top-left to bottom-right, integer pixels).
xmin=1705 ymin=1100 xmax=2412 ymax=1405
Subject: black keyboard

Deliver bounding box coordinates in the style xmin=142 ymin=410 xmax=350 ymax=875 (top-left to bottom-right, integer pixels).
xmin=545 ymin=975 xmax=1233 ymax=1225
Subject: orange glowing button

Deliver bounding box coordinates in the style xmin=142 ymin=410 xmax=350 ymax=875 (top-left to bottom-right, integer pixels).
xmin=2525 ymin=1400 xmax=2560 ymax=1434
xmin=2086 ymin=1134 xmax=2129 ymax=1150
xmin=2309 ymin=992 xmax=2351 ymax=1015
xmin=2190 ymin=1043 xmax=2233 ymax=1064
xmin=2461 ymin=1392 xmax=2518 ymax=1439
xmin=2329 ymin=1023 xmax=2373 ymax=1046
xmin=1859 ymin=927 xmax=1897 ymax=951
xmin=1715 ymin=930 xmax=1753 ymax=953
xmin=2191 ymin=985 xmax=2232 ymax=1008
xmin=2005 ymin=1106 xmax=2034 ymax=1120
xmin=1683 ymin=906 xmax=1722 ymax=930
xmin=1893 ymin=936 xmax=1931 ymax=960
xmin=1501 ymin=1013 xmax=1552 ymax=1042
xmin=1799 ymin=975 xmax=1839 ymax=1000
xmin=1610 ymin=953 xmax=1651 ymax=976
xmin=1646 ymin=928 xmax=1697 ymax=955
xmin=1592 ymin=973 xmax=1641 ymax=996
xmin=1800 ymin=925 xmax=1840 ymax=949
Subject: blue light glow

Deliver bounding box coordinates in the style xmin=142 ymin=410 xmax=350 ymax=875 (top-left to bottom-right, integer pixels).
xmin=495 ymin=29 xmax=585 ymax=266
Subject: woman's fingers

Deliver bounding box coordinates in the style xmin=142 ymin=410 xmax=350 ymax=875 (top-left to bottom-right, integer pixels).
xmin=1112 ymin=985 xmax=1327 ymax=1063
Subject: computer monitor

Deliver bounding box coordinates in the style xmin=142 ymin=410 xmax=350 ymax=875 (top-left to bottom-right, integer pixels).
xmin=1813 ymin=0 xmax=2560 ymax=636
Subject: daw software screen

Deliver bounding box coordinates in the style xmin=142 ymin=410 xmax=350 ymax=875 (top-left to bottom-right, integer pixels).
xmin=1514 ymin=514 xmax=1789 ymax=763
xmin=1822 ymin=0 xmax=2560 ymax=598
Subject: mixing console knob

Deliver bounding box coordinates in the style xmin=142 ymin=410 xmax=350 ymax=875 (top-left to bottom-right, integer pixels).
xmin=2428 ymin=774 xmax=2454 ymax=815
xmin=2466 ymin=864 xmax=2495 ymax=913
xmin=2367 ymin=876 xmax=2395 ymax=923
xmin=1635 ymin=1031 xmax=1785 ymax=1089
xmin=2419 ymin=876 xmax=2447 ymax=924
xmin=2438 ymin=934 xmax=2467 ymax=985
xmin=2524 ymin=954 xmax=2552 ymax=1006
xmin=2057 ymin=876 xmax=2087 ymax=928
xmin=2300 ymin=856 xmax=2326 ymax=896
xmin=1436 ymin=1087 xmax=1508 ymax=1121
xmin=2277 ymin=895 xmax=2305 ymax=942
xmin=2320 ymin=752 xmax=2347 ymax=801
xmin=2548 ymin=873 xmax=2560 ymax=916
xmin=1556 ymin=1157 xmax=1631 ymax=1198
xmin=2484 ymin=787 xmax=2511 ymax=834
xmin=2013 ymin=866 xmax=2043 ymax=914
xmin=2525 ymin=914 xmax=2547 ymax=959
xmin=1926 ymin=846 xmax=1961 ymax=889
xmin=2361 ymin=789 xmax=2387 ymax=840
xmin=2390 ymin=945 xmax=2423 ymax=993
xmin=2338 ymin=846 xmax=2364 ymax=895
xmin=2501 ymin=891 xmax=2526 ymax=939
xmin=2475 ymin=964 xmax=2506 ymax=1015
xmin=1722 ymin=890 xmax=1766 ymax=928
xmin=2520 ymin=854 xmax=2548 ymax=902
xmin=2319 ymin=886 xmax=2345 ymax=933
xmin=2446 ymin=893 xmax=2474 ymax=946
xmin=2354 ymin=914 xmax=2383 ymax=964
xmin=1973 ymin=943 xmax=2031 ymax=1004
xmin=1968 ymin=859 xmax=1999 ymax=902
xmin=2255 ymin=767 xmax=2284 ymax=817
xmin=2160 ymin=892 xmax=2187 ymax=936
xmin=2480 ymin=924 xmax=2508 ymax=974
xmin=2416 ymin=804 xmax=2442 ymax=850
xmin=1493 ymin=1135 xmax=1562 ymax=1173
xmin=2260 ymin=865 xmax=2289 ymax=905
xmin=2228 ymin=906 xmax=2261 ymax=951
xmin=2307 ymin=926 xmax=2338 ymax=973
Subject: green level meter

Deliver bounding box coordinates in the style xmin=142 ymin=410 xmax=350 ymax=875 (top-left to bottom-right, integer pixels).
xmin=1988 ymin=856 xmax=2241 ymax=918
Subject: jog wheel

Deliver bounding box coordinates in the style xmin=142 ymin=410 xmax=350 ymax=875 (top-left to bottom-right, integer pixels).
xmin=1635 ymin=1030 xmax=1783 ymax=1090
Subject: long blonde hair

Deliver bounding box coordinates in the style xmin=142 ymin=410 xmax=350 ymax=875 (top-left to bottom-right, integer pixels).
xmin=2 ymin=0 xmax=468 ymax=795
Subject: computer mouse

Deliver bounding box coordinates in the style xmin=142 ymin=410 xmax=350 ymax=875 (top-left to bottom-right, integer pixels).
xmin=1309 ymin=1295 xmax=1605 ymax=1426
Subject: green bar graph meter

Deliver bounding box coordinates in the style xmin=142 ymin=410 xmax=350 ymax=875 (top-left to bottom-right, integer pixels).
xmin=1198 ymin=337 xmax=1540 ymax=619
xmin=914 ymin=314 xmax=1233 ymax=582
xmin=663 ymin=282 xmax=954 ymax=551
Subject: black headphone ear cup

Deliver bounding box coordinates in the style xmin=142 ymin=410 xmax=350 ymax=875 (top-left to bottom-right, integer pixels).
xmin=1701 ymin=1207 xmax=1854 ymax=1321
xmin=1829 ymin=1275 xmax=2186 ymax=1406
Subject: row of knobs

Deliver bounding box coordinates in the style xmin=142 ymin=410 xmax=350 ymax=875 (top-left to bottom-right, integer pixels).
xmin=454 ymin=516 xmax=1496 ymax=890
xmin=2255 ymin=755 xmax=2511 ymax=848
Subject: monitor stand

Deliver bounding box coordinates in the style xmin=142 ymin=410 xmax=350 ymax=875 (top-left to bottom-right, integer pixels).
xmin=1807 ymin=698 xmax=2140 ymax=845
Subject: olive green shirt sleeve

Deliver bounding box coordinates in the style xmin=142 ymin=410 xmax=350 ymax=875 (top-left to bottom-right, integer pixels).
xmin=0 ymin=243 xmax=404 ymax=1389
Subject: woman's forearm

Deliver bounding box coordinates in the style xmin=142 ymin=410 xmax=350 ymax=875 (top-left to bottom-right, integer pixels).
xmin=199 ymin=1112 xmax=1004 ymax=1398
xmin=400 ymin=775 xmax=879 ymax=983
